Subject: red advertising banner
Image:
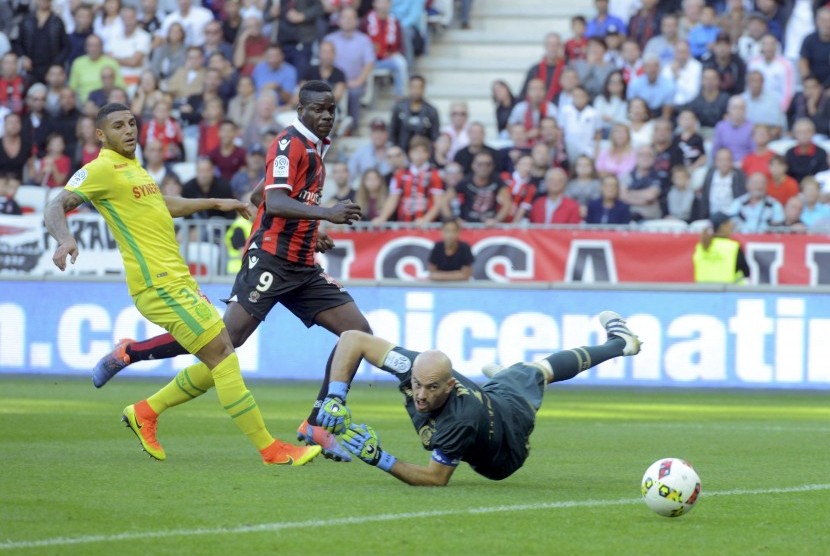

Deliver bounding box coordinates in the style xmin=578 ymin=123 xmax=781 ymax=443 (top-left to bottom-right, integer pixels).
xmin=323 ymin=228 xmax=830 ymax=284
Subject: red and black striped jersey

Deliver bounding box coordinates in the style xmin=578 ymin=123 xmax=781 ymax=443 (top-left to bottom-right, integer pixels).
xmin=389 ymin=164 xmax=444 ymax=222
xmin=501 ymin=171 xmax=537 ymax=221
xmin=248 ymin=120 xmax=330 ymax=266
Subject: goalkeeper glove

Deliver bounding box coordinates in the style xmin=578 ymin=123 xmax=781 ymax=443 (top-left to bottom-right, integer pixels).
xmin=341 ymin=423 xmax=397 ymax=472
xmin=316 ymin=381 xmax=351 ymax=434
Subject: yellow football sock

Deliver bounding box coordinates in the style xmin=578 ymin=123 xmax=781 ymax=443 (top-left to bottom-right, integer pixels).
xmin=211 ymin=352 xmax=273 ymax=450
xmin=146 ymin=363 xmax=214 ymax=415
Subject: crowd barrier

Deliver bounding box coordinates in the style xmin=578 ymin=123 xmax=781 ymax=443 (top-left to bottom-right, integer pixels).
xmin=1 ymin=279 xmax=828 ymax=390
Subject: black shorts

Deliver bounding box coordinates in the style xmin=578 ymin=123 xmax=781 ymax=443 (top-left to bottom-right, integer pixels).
xmin=225 ymin=249 xmax=354 ymax=327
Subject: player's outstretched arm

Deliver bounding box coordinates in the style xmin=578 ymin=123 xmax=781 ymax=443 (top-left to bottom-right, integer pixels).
xmin=163 ymin=196 xmax=254 ymax=218
xmin=265 ymin=188 xmax=360 ymax=224
xmin=341 ymin=423 xmax=456 ymax=486
xmin=44 ymin=190 xmax=84 ymax=271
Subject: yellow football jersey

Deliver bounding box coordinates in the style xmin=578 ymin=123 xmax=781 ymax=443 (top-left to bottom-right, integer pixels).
xmin=65 ymin=148 xmax=190 ymax=295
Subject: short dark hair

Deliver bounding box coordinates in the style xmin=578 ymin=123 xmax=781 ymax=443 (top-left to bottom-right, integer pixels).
xmin=220 ymin=118 xmax=237 ymax=128
xmin=571 ymin=15 xmax=586 ymax=24
xmin=95 ymin=102 xmax=131 ymax=128
xmin=299 ymin=80 xmax=333 ymax=105
xmin=409 ymin=74 xmax=426 ymax=85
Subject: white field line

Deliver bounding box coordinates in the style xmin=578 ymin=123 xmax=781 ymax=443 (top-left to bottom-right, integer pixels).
xmin=1 ymin=484 xmax=829 ymax=551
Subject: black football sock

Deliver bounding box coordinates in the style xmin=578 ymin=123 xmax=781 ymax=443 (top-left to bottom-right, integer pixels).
xmin=546 ymin=338 xmax=626 ymax=383
xmin=307 ymin=346 xmax=337 ymax=424
xmin=126 ymin=333 xmax=189 ymax=362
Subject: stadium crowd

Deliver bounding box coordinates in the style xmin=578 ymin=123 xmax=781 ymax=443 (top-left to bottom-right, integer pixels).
xmin=1 ymin=0 xmax=830 ymax=235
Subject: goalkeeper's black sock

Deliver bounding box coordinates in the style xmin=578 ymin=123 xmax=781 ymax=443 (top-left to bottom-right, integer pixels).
xmin=127 ymin=333 xmax=188 ymax=362
xmin=307 ymin=346 xmax=337 ymax=424
xmin=545 ymin=338 xmax=626 ymax=383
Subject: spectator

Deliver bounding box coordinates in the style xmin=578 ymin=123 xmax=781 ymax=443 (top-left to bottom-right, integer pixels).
xmin=800 ymin=176 xmax=830 ymax=229
xmin=554 ymin=67 xmax=579 ymax=112
xmin=140 ymin=0 xmax=165 ymax=37
xmin=108 ymin=5 xmax=152 ymax=92
xmin=782 ymin=195 xmax=808 ymax=232
xmin=687 ymin=5 xmax=719 ymax=59
xmin=785 ymin=118 xmax=828 ymax=183
xmin=142 ymin=139 xmax=171 ymax=185
xmin=651 ymin=118 xmax=683 ymax=188
xmin=492 ymin=80 xmax=516 ymax=136
xmin=674 ymin=109 xmax=706 ymax=170
xmin=363 ymin=0 xmax=408 ymax=98
xmin=51 ymin=88 xmax=81 ymax=156
xmin=684 ymin=67 xmax=730 ymax=130
xmin=300 ymin=40 xmax=347 ymax=109
xmin=140 ymin=98 xmax=184 ymax=162
xmin=355 ymin=168 xmax=389 ymax=220
xmin=325 ymin=161 xmax=355 ymax=206
xmin=150 ymin=22 xmax=187 ymax=81
xmin=565 ymin=16 xmax=589 ymax=62
xmin=559 ymin=86 xmax=601 ymax=161
xmin=196 ymin=97 xmax=224 ymax=157
xmin=702 ymin=32 xmax=746 ymax=95
xmin=529 ymin=167 xmax=581 ymax=223
xmin=757 ymin=0 xmax=786 ymax=43
xmin=88 ymin=66 xmax=120 ymax=108
xmin=748 ymin=34 xmax=795 ymax=112
xmin=349 ymin=117 xmax=392 ymax=181
xmin=229 ymin=144 xmax=265 ymax=199
xmin=18 ymin=0 xmax=69 ymax=84
xmin=207 ymin=119 xmax=246 ymax=181
xmin=182 ymin=157 xmax=237 ymax=219
xmin=432 ymin=133 xmax=452 ymax=170
xmin=232 ymin=16 xmax=269 ymax=77
xmin=203 ymin=20 xmax=233 ymax=61
xmin=596 ymin=122 xmax=636 ymax=177
xmin=628 ymin=0 xmax=661 ymax=51
xmin=157 ymin=0 xmax=214 ymax=48
xmin=389 ymin=74 xmax=440 ymax=150
xmin=566 ymin=155 xmax=601 ymax=214
xmin=456 ymin=151 xmax=511 ymax=225
xmin=693 ymin=211 xmax=749 ymax=284
xmin=240 ymin=90 xmax=279 ymax=150
xmin=496 ymin=123 xmax=532 ymax=174
xmin=44 ymin=65 xmax=67 ymax=117
xmin=586 ymin=0 xmax=627 ymax=38
xmin=712 ymin=96 xmax=753 ymax=165
xmin=729 ymin=171 xmax=784 ymax=233
xmin=0 ymin=53 xmax=24 ymax=115
xmin=593 ymin=70 xmax=628 ymax=138
xmin=207 ymin=53 xmax=238 ymax=104
xmin=677 ymin=0 xmax=703 ymax=38
xmin=219 ymin=0 xmax=242 ymax=44
xmin=521 ymin=33 xmax=566 ymax=101
xmin=571 ymin=38 xmax=614 ymax=100
xmin=428 ymin=218 xmax=474 ymax=281
xmin=21 ymin=84 xmax=51 ymax=156
xmin=603 ymin=26 xmax=625 ymax=67
xmin=697 ymin=148 xmax=747 ymax=219
xmin=718 ymin=0 xmax=748 ymax=45
xmin=325 ymin=7 xmax=376 ymax=127
xmin=442 ymin=162 xmax=465 ymax=214
xmin=94 ymin=0 xmax=126 ymax=52
xmin=273 ymin=0 xmax=324 ymax=78
xmin=166 ymin=46 xmax=206 ymax=101
xmin=73 ymin=116 xmax=100 ymax=171
xmin=28 ymin=133 xmax=70 ymax=187
xmin=251 ymin=44 xmax=297 ymax=110
xmin=69 ymin=35 xmax=125 ymax=105
xmin=453 ymin=122 xmax=499 ymax=176
xmin=620 ymin=39 xmax=645 ymax=84
xmin=131 ymin=70 xmax=165 ymax=124
xmin=626 ymin=97 xmax=654 ymax=148
xmin=643 ymin=13 xmax=680 ymax=66
xmin=501 ymin=154 xmax=537 ymax=222
xmin=227 ymin=75 xmax=257 ymax=130
xmin=536 ymin=117 xmax=570 ymax=171
xmin=766 ymin=155 xmax=799 ymax=207
xmin=67 ymin=4 xmax=95 ymax=69
xmin=391 ymin=0 xmax=427 ymax=69
xmin=529 ymin=142 xmax=554 ymax=185
xmin=440 ymin=102 xmax=470 ymax=161
xmin=160 ymin=172 xmax=184 ymax=199
xmin=0 ymin=113 xmax=31 ymax=181
xmin=741 ymin=124 xmax=774 ymax=182
xmin=786 ymin=75 xmax=830 ymax=135
xmin=586 ymin=174 xmax=631 ymax=224
xmin=626 ymin=56 xmax=675 ymax=118
xmin=737 ymin=12 xmax=768 ymax=62
xmin=799 ymin=8 xmax=830 ymax=87
xmin=662 ymin=41 xmax=701 ymax=107
xmin=667 ymin=165 xmax=694 ymax=222
xmin=0 ymin=173 xmax=22 ymax=215
xmin=508 ymin=78 xmax=558 ymax=142
xmin=620 ymin=146 xmax=663 ymax=220
xmin=742 ymin=71 xmax=786 ymax=132
xmin=374 ymin=136 xmax=444 ymax=225
xmin=179 ymin=68 xmax=224 ymax=127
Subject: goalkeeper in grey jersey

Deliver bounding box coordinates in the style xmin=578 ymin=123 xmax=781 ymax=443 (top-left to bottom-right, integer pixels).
xmin=315 ymin=311 xmax=642 ymax=486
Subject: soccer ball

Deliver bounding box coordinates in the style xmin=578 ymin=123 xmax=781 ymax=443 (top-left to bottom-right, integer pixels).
xmin=641 ymin=458 xmax=701 ymax=517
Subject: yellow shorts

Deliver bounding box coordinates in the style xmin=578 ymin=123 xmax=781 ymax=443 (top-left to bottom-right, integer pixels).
xmin=134 ymin=277 xmax=224 ymax=354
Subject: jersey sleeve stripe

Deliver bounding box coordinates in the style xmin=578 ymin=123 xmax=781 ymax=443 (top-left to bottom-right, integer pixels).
xmin=67 ymin=188 xmax=90 ymax=203
xmin=99 ymin=199 xmax=154 ymax=289
xmin=264 ymin=183 xmax=293 ymax=191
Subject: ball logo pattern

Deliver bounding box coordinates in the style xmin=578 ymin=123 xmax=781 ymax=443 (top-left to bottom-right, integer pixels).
xmin=641 ymin=458 xmax=702 ymax=518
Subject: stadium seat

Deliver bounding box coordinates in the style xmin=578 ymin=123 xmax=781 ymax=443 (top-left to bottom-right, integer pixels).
xmin=689 ymin=219 xmax=713 ymax=232
xmin=171 ymin=162 xmax=196 ymax=184
xmin=15 ymin=185 xmax=48 ymax=214
xmin=639 ymin=219 xmax=689 ymax=232
xmin=361 ymin=68 xmax=393 ymax=108
xmin=186 ymin=241 xmax=220 ymax=276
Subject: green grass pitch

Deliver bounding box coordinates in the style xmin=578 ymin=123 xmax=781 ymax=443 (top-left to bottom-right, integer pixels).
xmin=1 ymin=377 xmax=828 ymax=555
